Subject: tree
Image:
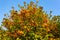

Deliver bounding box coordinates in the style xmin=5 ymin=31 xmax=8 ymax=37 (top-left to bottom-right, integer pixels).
xmin=0 ymin=1 xmax=60 ymax=40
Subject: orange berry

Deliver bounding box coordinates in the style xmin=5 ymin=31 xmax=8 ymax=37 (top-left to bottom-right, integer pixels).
xmin=25 ymin=10 xmax=30 ymax=13
xmin=42 ymin=23 xmax=49 ymax=27
xmin=17 ymin=30 xmax=24 ymax=35
xmin=25 ymin=13 xmax=30 ymax=17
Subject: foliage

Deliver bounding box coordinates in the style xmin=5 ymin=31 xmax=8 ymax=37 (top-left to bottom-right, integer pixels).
xmin=0 ymin=1 xmax=60 ymax=40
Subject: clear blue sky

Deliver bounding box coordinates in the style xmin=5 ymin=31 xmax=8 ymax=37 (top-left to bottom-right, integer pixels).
xmin=0 ymin=0 xmax=60 ymax=25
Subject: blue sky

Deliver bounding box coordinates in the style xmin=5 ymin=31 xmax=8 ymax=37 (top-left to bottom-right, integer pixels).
xmin=0 ymin=0 xmax=60 ymax=25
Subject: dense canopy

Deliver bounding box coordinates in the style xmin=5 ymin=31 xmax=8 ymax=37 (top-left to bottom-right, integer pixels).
xmin=0 ymin=1 xmax=60 ymax=40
